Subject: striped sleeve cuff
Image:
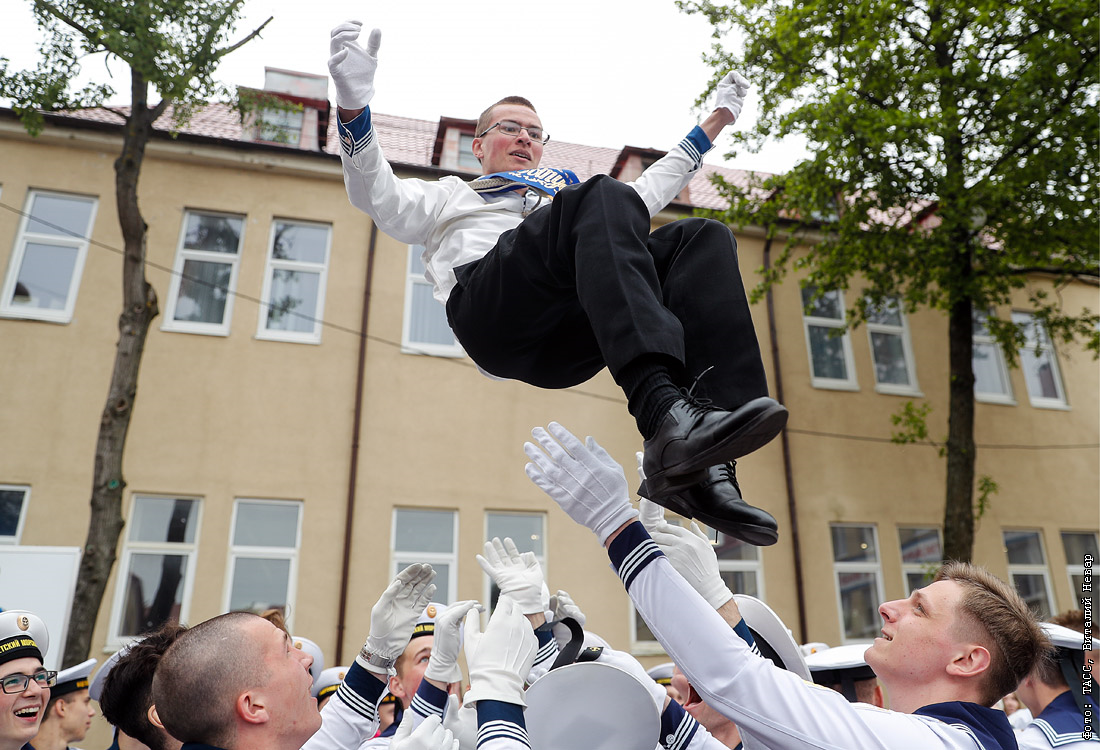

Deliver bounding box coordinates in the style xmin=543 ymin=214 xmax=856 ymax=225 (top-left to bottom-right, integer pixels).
xmin=532 ymin=624 xmax=558 ymax=667
xmin=411 ymin=679 xmax=448 ymax=720
xmin=607 ymin=521 xmax=665 ymax=590
xmin=476 ymin=701 xmax=530 ymax=749
xmin=659 ymin=699 xmax=700 ymax=750
xmin=336 ymin=107 xmax=374 ymax=157
xmin=732 ymin=617 xmax=763 ymax=657
xmin=676 ymin=126 xmax=712 ymax=170
xmin=334 ymin=662 xmax=383 ymax=722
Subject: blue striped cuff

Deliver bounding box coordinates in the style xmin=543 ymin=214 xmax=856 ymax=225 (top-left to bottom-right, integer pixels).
xmin=608 ymin=521 xmax=665 ymax=590
xmin=336 ymin=108 xmax=374 ymax=157
xmin=411 ymin=679 xmax=448 ymax=719
xmin=660 ymin=699 xmax=700 ymax=750
xmin=677 ymin=126 xmax=712 ymax=169
xmin=334 ymin=662 xmax=383 ymax=721
xmin=476 ymin=701 xmax=529 ymax=748
xmin=532 ymin=626 xmax=557 ymax=666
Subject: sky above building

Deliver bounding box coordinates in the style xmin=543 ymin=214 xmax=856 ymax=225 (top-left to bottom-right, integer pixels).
xmin=1 ymin=0 xmax=810 ymax=173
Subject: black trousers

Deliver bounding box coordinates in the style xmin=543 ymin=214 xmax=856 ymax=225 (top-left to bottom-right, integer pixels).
xmin=445 ymin=174 xmax=768 ymax=410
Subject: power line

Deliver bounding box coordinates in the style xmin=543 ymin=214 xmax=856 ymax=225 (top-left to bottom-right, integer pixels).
xmin=2 ymin=200 xmax=1096 ymax=449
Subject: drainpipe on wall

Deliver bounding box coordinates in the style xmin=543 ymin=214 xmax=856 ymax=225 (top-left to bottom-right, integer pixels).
xmin=763 ymin=235 xmax=808 ymax=643
xmin=335 ymin=221 xmax=379 ymax=664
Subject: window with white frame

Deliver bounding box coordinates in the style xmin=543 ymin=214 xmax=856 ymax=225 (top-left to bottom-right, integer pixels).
xmin=392 ymin=508 xmax=457 ymax=603
xmin=632 ymin=524 xmax=763 ymax=651
xmin=163 ymin=210 xmax=245 ymax=335
xmin=256 ymin=219 xmax=331 ymax=343
xmin=402 ymin=245 xmax=464 ymax=357
xmin=108 ymin=496 xmax=201 ymax=643
xmin=898 ymin=527 xmax=942 ymax=594
xmin=1012 ymin=312 xmax=1068 ymax=408
xmin=972 ymin=311 xmax=1014 ymax=403
xmin=1061 ymin=531 xmax=1098 ymax=612
xmin=831 ymin=524 xmax=885 ymax=642
xmin=1 ymin=190 xmax=97 ymax=323
xmin=801 ymin=286 xmax=857 ymax=390
xmin=457 ymin=133 xmax=480 ymax=170
xmin=0 ymin=485 xmax=30 ymax=544
xmin=866 ymin=296 xmax=920 ymax=394
xmin=1003 ymin=530 xmax=1055 ymax=617
xmin=224 ymin=499 xmax=302 ymax=625
xmin=484 ymin=512 xmax=546 ymax=611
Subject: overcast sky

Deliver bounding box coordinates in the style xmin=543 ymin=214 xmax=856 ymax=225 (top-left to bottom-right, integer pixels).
xmin=1 ymin=0 xmax=808 ymax=173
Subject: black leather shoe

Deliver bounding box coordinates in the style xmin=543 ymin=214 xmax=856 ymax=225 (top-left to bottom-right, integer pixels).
xmin=641 ymin=463 xmax=779 ymax=547
xmin=641 ymin=395 xmax=788 ymax=500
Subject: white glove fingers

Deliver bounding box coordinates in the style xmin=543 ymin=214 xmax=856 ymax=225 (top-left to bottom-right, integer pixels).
xmin=392 ymin=709 xmax=413 ymax=740
xmin=523 ymin=441 xmax=559 ymax=475
xmin=635 ymin=450 xmax=646 ymax=482
xmin=688 ymin=520 xmax=711 ymax=543
xmin=546 ymin=421 xmax=586 ymax=459
xmin=529 ymin=426 xmax=571 ymax=463
xmin=365 ymin=28 xmax=382 ymax=56
xmin=583 ymin=434 xmax=618 ymax=470
xmin=502 ymin=536 xmax=523 ymax=561
xmin=638 ymin=496 xmax=665 ymax=529
xmin=490 ymin=536 xmax=509 ymax=563
xmin=481 ymin=538 xmax=503 ymax=568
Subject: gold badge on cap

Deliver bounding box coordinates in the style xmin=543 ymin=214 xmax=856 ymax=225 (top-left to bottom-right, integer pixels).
xmin=294 ymin=641 xmax=302 ymax=649
xmin=16 ymin=616 xmax=29 ymax=632
xmin=426 ymin=605 xmax=437 ymax=618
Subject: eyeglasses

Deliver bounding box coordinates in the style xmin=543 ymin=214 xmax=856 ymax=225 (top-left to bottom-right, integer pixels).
xmin=0 ymin=669 xmax=56 ymax=694
xmin=477 ymin=120 xmax=550 ymax=145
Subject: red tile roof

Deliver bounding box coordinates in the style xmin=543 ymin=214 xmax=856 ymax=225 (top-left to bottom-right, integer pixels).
xmin=57 ymin=103 xmax=769 ymax=210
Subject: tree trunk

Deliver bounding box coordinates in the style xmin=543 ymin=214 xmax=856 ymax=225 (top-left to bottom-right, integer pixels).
xmin=63 ymin=70 xmax=159 ymax=667
xmin=943 ymin=295 xmax=977 ymax=562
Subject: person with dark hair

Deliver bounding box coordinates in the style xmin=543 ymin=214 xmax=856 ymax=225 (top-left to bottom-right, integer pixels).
xmin=327 ymin=20 xmax=787 ymax=548
xmin=95 ymin=623 xmax=187 ymax=750
xmin=524 ymin=421 xmax=1054 ymax=750
xmin=28 ymin=658 xmax=96 ymax=750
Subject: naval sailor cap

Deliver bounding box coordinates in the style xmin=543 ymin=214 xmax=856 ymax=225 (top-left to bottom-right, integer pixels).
xmin=291 ymin=635 xmax=325 ymax=687
xmin=734 ymin=594 xmax=812 ymax=682
xmin=646 ymin=661 xmax=675 ymax=686
xmin=51 ymin=657 xmax=97 ymax=698
xmin=0 ymin=610 xmax=48 ymax=667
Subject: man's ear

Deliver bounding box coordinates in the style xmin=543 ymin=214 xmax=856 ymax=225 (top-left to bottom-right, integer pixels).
xmin=872 ymin=683 xmax=885 ymax=709
xmin=471 ymin=136 xmax=484 ymax=163
xmin=51 ymin=697 xmax=67 ymax=718
xmin=147 ymin=704 xmax=166 ymax=730
xmin=946 ymin=644 xmax=992 ymax=680
xmin=388 ymin=673 xmax=407 ymax=700
xmin=236 ymin=690 xmax=270 ymax=726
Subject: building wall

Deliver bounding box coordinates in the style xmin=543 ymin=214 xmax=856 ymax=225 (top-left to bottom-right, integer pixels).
xmin=1 ymin=113 xmax=1096 ymax=746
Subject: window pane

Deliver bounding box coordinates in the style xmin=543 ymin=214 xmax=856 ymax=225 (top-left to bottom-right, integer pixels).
xmin=233 ymin=502 xmax=300 ymax=548
xmin=808 ymin=325 xmax=848 ymax=380
xmin=0 ymin=490 xmax=25 ymax=537
xmin=866 ymin=298 xmax=902 ymax=326
xmin=265 ymin=269 xmax=320 ymax=332
xmin=409 ymin=283 xmax=457 ymax=346
xmin=832 ymin=526 xmax=878 ymax=563
xmin=409 ymin=246 xmax=427 ymax=275
xmin=458 ymin=135 xmax=480 ymax=169
xmin=972 ymin=342 xmax=1009 ymax=395
xmin=272 ymin=222 xmax=327 ymax=264
xmin=1062 ymin=532 xmax=1099 ymax=561
xmin=175 ymin=260 xmax=232 ymax=323
xmin=228 ymin=557 xmax=292 ymax=612
xmin=130 ymin=498 xmax=197 ymax=543
xmin=1019 ymin=347 xmax=1060 ymax=400
xmin=184 ymin=214 xmax=243 ymax=254
xmin=1004 ymin=531 xmax=1045 ymax=565
xmin=906 ymin=571 xmax=933 ymax=592
xmin=870 ymin=331 xmax=910 ymax=386
xmin=394 ymin=509 xmax=454 ymax=553
xmin=486 ymin=513 xmax=544 ymax=556
xmin=27 ymin=194 xmax=93 ymax=238
xmin=801 ymin=287 xmax=842 ymax=319
xmin=720 ymin=570 xmax=759 ymax=598
xmin=1011 ymin=573 xmax=1052 ymax=618
xmin=10 ymin=243 xmax=78 ymax=310
xmin=714 ymin=534 xmax=759 ymax=562
xmin=837 ymin=571 xmax=881 ymax=639
xmin=899 ymin=528 xmax=942 ymax=564
xmin=118 ymin=552 xmax=187 ymax=636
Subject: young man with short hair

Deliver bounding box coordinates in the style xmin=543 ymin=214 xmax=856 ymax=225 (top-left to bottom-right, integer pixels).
xmin=28 ymin=658 xmax=96 ymax=750
xmin=328 ymin=20 xmax=787 ymax=548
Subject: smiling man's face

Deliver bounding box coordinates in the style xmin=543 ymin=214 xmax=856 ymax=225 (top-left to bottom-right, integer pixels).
xmin=471 ymin=104 xmax=544 ymax=175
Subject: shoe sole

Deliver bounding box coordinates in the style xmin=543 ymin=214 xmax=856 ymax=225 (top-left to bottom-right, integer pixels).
xmin=644 ymin=398 xmax=788 ymax=498
xmin=645 ymin=492 xmax=779 ymax=547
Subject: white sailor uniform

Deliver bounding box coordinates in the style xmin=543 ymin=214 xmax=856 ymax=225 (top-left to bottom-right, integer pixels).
xmin=1017 ymin=691 xmax=1099 ymax=749
xmin=607 ymin=521 xmax=1021 ymax=750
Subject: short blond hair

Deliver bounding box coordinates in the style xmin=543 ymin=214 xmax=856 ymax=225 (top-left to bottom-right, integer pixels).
xmin=934 ymin=561 xmax=1053 ymax=706
xmin=476 ymin=96 xmax=537 ymax=137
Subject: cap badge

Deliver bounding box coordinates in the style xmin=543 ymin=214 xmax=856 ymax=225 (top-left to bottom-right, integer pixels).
xmin=16 ymin=616 xmax=29 ymax=632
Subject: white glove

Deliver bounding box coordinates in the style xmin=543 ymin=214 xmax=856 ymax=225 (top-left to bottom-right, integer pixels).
xmin=462 ymin=597 xmax=538 ymax=706
xmin=476 ymin=537 xmax=550 ymax=616
xmin=424 ymin=600 xmax=482 ymax=685
xmin=442 ymin=694 xmax=478 ymax=750
xmin=714 ymin=70 xmax=750 ymax=122
xmin=597 ymin=646 xmax=669 ymax=714
xmin=328 ymin=20 xmax=382 ymax=110
xmin=524 ymin=422 xmax=638 ymax=545
xmin=548 ymin=589 xmax=585 ymax=627
xmin=390 ymin=712 xmax=458 ymax=750
xmin=639 ymin=497 xmax=733 ymax=609
xmin=358 ymin=563 xmax=437 ymax=675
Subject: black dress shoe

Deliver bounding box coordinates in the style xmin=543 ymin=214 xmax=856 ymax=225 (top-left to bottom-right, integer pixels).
xmin=641 ymin=463 xmax=779 ymax=547
xmin=641 ymin=394 xmax=788 ymax=500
